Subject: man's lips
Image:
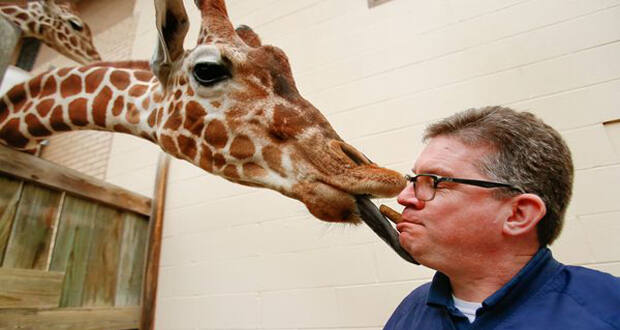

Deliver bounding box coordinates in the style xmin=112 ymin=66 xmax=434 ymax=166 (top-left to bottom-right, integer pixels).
xmin=396 ymin=221 xmax=424 ymax=233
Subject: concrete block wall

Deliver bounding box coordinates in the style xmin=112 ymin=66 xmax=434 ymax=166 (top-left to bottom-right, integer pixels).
xmin=112 ymin=0 xmax=620 ymax=328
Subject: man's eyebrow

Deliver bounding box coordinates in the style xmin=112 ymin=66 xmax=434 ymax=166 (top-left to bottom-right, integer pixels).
xmin=412 ymin=166 xmax=454 ymax=177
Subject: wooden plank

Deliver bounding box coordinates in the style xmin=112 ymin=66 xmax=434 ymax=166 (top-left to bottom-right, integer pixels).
xmin=115 ymin=212 xmax=148 ymax=307
xmin=0 ymin=306 xmax=140 ymax=329
xmin=81 ymin=205 xmax=125 ymax=307
xmin=2 ymin=183 xmax=62 ymax=270
xmin=141 ymin=153 xmax=170 ymax=330
xmin=0 ymin=145 xmax=152 ymax=216
xmin=0 ymin=176 xmax=22 ymax=265
xmin=49 ymin=196 xmax=97 ymax=307
xmin=0 ymin=268 xmax=64 ymax=308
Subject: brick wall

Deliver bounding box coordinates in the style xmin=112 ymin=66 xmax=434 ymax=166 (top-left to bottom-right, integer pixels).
xmin=33 ymin=0 xmax=137 ymax=180
xmin=113 ymin=0 xmax=620 ymax=328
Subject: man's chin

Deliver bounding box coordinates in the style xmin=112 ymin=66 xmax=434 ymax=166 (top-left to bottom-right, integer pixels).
xmin=398 ymin=234 xmax=425 ymax=258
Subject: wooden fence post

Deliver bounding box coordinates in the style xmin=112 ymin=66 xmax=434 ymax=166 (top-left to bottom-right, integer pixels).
xmin=141 ymin=153 xmax=170 ymax=330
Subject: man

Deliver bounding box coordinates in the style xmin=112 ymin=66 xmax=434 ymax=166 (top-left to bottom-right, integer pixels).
xmin=385 ymin=106 xmax=620 ymax=329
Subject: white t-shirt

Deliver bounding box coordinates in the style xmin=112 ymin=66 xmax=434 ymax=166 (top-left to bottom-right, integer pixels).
xmin=452 ymin=295 xmax=482 ymax=323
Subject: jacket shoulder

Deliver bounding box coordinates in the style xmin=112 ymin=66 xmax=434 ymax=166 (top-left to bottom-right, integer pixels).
xmin=552 ymin=266 xmax=620 ymax=327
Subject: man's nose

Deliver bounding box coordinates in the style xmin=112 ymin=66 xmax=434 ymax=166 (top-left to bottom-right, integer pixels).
xmin=397 ymin=183 xmax=425 ymax=209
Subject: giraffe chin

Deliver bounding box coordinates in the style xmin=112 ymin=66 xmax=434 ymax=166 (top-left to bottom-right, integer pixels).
xmin=293 ymin=182 xmax=417 ymax=264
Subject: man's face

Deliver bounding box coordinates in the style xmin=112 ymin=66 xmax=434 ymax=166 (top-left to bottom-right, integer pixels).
xmin=397 ymin=135 xmax=510 ymax=272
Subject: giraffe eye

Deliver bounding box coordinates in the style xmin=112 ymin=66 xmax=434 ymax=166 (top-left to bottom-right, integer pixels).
xmin=193 ymin=62 xmax=231 ymax=86
xmin=68 ymin=19 xmax=83 ymax=31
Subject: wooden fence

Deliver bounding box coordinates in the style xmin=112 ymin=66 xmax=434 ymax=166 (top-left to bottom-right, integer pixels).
xmin=0 ymin=145 xmax=167 ymax=329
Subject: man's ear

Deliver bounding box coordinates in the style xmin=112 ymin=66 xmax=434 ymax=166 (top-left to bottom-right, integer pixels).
xmin=503 ymin=193 xmax=546 ymax=236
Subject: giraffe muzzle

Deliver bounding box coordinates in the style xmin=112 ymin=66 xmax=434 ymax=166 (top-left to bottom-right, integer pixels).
xmin=355 ymin=196 xmax=418 ymax=264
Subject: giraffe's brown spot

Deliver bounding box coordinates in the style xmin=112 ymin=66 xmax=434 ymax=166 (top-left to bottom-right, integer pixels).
xmin=2 ymin=7 xmax=16 ymax=14
xmin=85 ymin=68 xmax=107 ymax=93
xmin=211 ymin=101 xmax=221 ymax=108
xmin=69 ymin=36 xmax=78 ymax=48
xmin=164 ymin=109 xmax=182 ymax=131
xmin=25 ymin=114 xmax=52 ymax=137
xmin=110 ymin=70 xmax=131 ymax=90
xmin=160 ymin=134 xmax=179 ymax=156
xmin=0 ymin=118 xmax=29 ymax=148
xmin=112 ymin=96 xmax=124 ymax=116
xmin=156 ymin=107 xmax=164 ymax=127
xmin=184 ymin=101 xmax=206 ymax=135
xmin=271 ymin=104 xmax=304 ymax=140
xmin=15 ymin=13 xmax=28 ymax=21
xmin=0 ymin=99 xmax=8 ymax=125
xmin=140 ymin=132 xmax=156 ymax=142
xmin=147 ymin=110 xmax=157 ymax=127
xmin=223 ymin=165 xmax=239 ymax=179
xmin=28 ymin=76 xmax=42 ymax=96
xmin=7 ymin=84 xmax=25 ymax=112
xmin=57 ymin=68 xmax=72 ymax=77
xmin=142 ymin=97 xmax=150 ymax=109
xmin=113 ymin=124 xmax=131 ymax=134
xmin=93 ymin=86 xmax=112 ymax=127
xmin=179 ymin=76 xmax=187 ymax=86
xmin=178 ymin=135 xmax=197 ymax=160
xmin=134 ymin=70 xmax=153 ymax=82
xmin=68 ymin=99 xmax=88 ymax=127
xmin=50 ymin=106 xmax=71 ymax=131
xmin=58 ymin=33 xmax=67 ymax=42
xmin=152 ymin=92 xmax=163 ymax=103
xmin=199 ymin=144 xmax=213 ymax=172
xmin=14 ymin=100 xmax=31 ymax=114
xmin=60 ymin=74 xmax=82 ymax=98
xmin=230 ymin=135 xmax=255 ymax=159
xmin=205 ymin=119 xmax=228 ymax=149
xmin=187 ymin=86 xmax=194 ymax=97
xmin=174 ymin=90 xmax=182 ymax=100
xmin=214 ymin=153 xmax=226 ymax=169
xmin=243 ymin=162 xmax=267 ymax=178
xmin=41 ymin=77 xmax=57 ymax=98
xmin=262 ymin=145 xmax=287 ymax=177
xmin=35 ymin=99 xmax=55 ymax=117
xmin=126 ymin=104 xmax=140 ymax=125
xmin=129 ymin=85 xmax=148 ymax=97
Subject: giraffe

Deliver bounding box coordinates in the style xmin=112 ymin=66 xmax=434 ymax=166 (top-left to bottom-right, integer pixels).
xmin=0 ymin=0 xmax=416 ymax=263
xmin=0 ymin=0 xmax=101 ymax=65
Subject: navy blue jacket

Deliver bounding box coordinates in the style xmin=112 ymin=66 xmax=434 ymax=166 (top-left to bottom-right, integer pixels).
xmin=385 ymin=248 xmax=620 ymax=329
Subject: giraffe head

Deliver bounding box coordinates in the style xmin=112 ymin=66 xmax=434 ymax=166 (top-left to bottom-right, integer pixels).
xmin=0 ymin=0 xmax=101 ymax=64
xmin=150 ymin=0 xmax=407 ymax=227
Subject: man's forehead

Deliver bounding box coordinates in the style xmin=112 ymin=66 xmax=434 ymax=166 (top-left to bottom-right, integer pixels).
xmin=412 ymin=135 xmax=490 ymax=176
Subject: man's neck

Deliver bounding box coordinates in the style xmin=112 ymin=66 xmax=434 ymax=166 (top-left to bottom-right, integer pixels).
xmin=447 ymin=251 xmax=537 ymax=302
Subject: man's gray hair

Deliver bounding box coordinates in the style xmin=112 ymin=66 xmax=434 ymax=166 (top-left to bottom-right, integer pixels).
xmin=424 ymin=106 xmax=574 ymax=246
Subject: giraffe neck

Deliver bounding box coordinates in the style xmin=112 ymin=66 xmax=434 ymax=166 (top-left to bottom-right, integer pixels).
xmin=0 ymin=1 xmax=44 ymax=37
xmin=0 ymin=61 xmax=163 ymax=151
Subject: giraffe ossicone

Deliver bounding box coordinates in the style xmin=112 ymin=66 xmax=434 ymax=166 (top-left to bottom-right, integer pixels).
xmin=0 ymin=0 xmax=101 ymax=65
xmin=0 ymin=0 xmax=416 ymax=263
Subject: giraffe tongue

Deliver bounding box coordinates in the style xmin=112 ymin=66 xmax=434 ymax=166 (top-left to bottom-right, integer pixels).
xmin=355 ymin=196 xmax=418 ymax=264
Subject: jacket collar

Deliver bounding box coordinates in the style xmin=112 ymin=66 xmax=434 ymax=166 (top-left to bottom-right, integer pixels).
xmin=426 ymin=248 xmax=562 ymax=312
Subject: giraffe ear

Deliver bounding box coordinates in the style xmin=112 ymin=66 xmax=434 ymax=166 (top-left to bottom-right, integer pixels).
xmin=151 ymin=0 xmax=189 ymax=89
xmin=236 ymin=25 xmax=261 ymax=48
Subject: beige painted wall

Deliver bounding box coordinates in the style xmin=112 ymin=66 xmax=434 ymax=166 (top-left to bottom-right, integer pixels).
xmin=108 ymin=0 xmax=620 ymax=328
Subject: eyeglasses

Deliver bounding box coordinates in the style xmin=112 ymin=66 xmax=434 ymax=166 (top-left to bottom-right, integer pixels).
xmin=404 ymin=174 xmax=526 ymax=201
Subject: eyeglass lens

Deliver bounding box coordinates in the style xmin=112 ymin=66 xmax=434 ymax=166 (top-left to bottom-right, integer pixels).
xmin=414 ymin=175 xmax=436 ymax=201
